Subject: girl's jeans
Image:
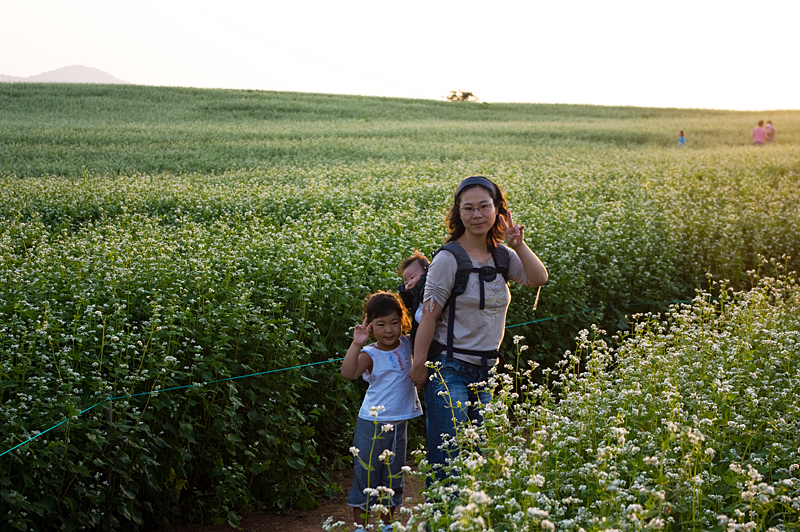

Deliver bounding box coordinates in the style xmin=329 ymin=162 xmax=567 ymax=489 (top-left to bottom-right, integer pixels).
xmin=424 ymin=351 xmax=492 ymax=484
xmin=347 ymin=417 xmax=407 ymax=510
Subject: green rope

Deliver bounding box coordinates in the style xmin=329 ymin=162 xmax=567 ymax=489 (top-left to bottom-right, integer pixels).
xmin=1 ymin=296 xmax=706 ymax=458
xmin=0 ymin=358 xmax=343 ymax=458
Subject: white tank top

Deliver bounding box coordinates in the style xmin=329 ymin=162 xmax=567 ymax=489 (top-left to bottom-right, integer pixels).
xmin=358 ymin=336 xmax=423 ymax=422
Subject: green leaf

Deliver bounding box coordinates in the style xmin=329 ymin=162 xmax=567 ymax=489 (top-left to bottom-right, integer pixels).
xmin=285 ymin=457 xmax=306 ymax=470
xmin=249 ymin=462 xmax=270 ymax=476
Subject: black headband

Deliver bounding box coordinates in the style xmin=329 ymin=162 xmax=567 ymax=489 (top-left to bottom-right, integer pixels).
xmin=455 ymin=176 xmax=497 ymax=200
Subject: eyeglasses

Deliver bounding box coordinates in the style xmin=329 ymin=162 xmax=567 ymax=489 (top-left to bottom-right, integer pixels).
xmin=460 ymin=205 xmax=494 ymax=216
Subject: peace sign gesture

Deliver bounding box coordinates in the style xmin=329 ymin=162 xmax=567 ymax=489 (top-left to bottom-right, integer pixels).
xmin=498 ymin=209 xmax=525 ymax=249
xmin=352 ymin=316 xmax=372 ymax=345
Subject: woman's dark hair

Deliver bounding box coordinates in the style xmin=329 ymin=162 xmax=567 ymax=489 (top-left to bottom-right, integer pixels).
xmin=445 ymin=176 xmax=508 ymax=251
xmin=363 ymin=291 xmax=411 ymax=334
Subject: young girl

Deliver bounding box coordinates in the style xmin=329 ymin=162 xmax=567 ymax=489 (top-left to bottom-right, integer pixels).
xmin=341 ymin=292 xmax=422 ymax=531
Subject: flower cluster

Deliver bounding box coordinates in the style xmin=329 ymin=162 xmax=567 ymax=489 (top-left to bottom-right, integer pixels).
xmin=406 ymin=273 xmax=800 ymax=531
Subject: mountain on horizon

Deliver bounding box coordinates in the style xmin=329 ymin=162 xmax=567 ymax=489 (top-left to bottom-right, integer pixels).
xmin=0 ymin=65 xmax=130 ymax=84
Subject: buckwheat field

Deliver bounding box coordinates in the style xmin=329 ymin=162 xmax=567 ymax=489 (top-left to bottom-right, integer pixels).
xmin=1 ymin=84 xmax=798 ymax=531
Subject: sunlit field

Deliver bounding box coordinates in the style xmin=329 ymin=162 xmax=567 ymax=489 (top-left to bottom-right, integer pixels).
xmin=1 ymin=84 xmax=798 ymax=531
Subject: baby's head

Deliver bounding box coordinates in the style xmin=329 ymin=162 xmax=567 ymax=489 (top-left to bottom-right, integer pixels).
xmin=398 ymin=250 xmax=429 ymax=290
xmin=679 ymin=130 xmax=684 ymax=137
xmin=363 ymin=291 xmax=411 ymax=334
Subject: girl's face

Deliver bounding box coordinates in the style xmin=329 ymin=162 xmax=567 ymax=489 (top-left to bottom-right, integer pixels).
xmin=402 ymin=261 xmax=426 ymax=290
xmin=458 ymin=186 xmax=496 ymax=238
xmin=371 ymin=310 xmax=402 ymax=351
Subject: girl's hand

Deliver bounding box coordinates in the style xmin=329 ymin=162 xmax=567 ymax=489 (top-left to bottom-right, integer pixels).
xmin=499 ymin=209 xmax=525 ymax=249
xmin=353 ymin=316 xmax=371 ymax=346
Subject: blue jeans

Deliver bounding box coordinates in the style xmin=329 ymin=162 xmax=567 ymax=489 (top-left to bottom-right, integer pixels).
xmin=347 ymin=417 xmax=406 ymax=510
xmin=424 ymin=352 xmax=492 ymax=484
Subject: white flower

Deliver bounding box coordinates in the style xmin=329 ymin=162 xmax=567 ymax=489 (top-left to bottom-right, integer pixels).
xmin=368 ymin=405 xmax=386 ymax=419
xmin=164 ymin=356 xmax=178 ymax=364
xmin=527 ymin=508 xmax=549 ymax=519
xmin=541 ymin=519 xmax=555 ymax=531
xmin=513 ymin=335 xmax=524 ymax=344
xmin=644 ymin=456 xmax=660 ymax=466
xmin=468 ymin=490 xmax=492 ymax=505
xmin=349 ymin=446 xmax=359 ymax=456
xmin=687 ymin=428 xmax=705 ymax=445
xmin=379 ymin=449 xmax=395 ymax=462
xmin=381 ymin=424 xmax=395 ymax=433
xmin=376 ymin=486 xmax=395 ymax=496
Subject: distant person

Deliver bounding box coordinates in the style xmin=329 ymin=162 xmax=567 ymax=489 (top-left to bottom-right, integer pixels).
xmin=765 ymin=120 xmax=776 ymax=143
xmin=753 ymin=120 xmax=767 ymax=146
xmin=341 ymin=292 xmax=422 ymax=532
xmin=678 ymin=130 xmax=686 ymax=147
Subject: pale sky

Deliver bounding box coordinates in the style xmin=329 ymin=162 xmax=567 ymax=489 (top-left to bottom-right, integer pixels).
xmin=4 ymin=0 xmax=799 ymax=110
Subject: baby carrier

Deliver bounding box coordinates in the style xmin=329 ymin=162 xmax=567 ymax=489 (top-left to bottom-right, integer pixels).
xmin=399 ymin=241 xmax=510 ymax=380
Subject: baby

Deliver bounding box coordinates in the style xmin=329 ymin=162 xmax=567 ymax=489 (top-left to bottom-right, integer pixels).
xmin=397 ymin=250 xmax=429 ymax=343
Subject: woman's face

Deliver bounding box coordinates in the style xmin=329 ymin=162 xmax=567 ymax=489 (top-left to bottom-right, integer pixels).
xmin=458 ymin=186 xmax=496 ymax=238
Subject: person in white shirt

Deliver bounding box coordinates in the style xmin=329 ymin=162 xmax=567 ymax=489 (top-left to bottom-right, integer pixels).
xmin=341 ymin=291 xmax=422 ymax=531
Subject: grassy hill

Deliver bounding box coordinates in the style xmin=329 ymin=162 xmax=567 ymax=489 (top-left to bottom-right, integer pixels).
xmin=2 ymin=83 xmax=798 ymax=177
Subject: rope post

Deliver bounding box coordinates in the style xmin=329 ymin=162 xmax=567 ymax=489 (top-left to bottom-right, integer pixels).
xmin=104 ymin=395 xmax=114 ymax=529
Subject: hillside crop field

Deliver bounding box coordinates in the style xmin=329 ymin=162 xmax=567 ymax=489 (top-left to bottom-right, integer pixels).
xmin=1 ymin=84 xmax=799 ymax=531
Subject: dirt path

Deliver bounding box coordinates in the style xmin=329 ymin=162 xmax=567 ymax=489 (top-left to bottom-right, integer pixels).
xmin=169 ymin=467 xmax=425 ymax=532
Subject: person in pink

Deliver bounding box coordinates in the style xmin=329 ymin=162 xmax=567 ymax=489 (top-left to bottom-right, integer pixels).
xmin=753 ymin=120 xmax=767 ymax=146
xmin=765 ymin=120 xmax=776 ymax=143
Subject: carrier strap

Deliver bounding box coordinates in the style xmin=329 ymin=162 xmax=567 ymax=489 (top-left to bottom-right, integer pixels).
xmin=433 ymin=241 xmax=511 ymax=381
xmin=429 ymin=341 xmax=500 ymax=382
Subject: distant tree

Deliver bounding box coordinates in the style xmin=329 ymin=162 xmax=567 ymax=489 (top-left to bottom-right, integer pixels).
xmin=446 ymin=90 xmax=480 ymax=102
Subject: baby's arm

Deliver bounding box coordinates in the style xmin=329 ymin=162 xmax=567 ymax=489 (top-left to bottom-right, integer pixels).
xmin=341 ymin=317 xmax=374 ymax=380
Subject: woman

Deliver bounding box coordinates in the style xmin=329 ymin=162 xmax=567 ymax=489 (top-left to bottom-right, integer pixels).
xmin=408 ymin=176 xmax=548 ymax=482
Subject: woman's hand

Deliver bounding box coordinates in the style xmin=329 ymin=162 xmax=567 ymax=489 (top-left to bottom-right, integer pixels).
xmin=500 ymin=209 xmax=549 ymax=286
xmin=353 ymin=316 xmax=371 ymax=345
xmin=499 ymin=209 xmax=525 ymax=249
xmin=409 ymin=360 xmax=428 ymax=390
